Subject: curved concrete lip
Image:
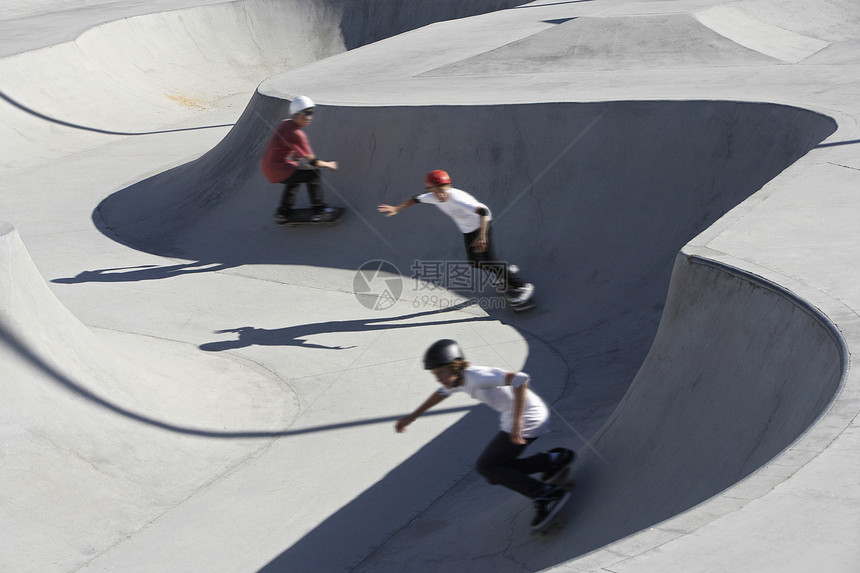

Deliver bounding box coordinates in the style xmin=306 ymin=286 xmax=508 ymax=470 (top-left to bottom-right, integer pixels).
xmin=1 ymin=1 xmax=859 ymax=572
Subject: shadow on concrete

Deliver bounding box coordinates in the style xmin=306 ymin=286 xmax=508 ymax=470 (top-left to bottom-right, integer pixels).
xmin=52 ymin=261 xmax=238 ymax=284
xmin=515 ymin=0 xmax=593 ymax=8
xmin=816 ymin=137 xmax=860 ymax=148
xmin=0 ymin=317 xmax=479 ymax=439
xmin=336 ymin=0 xmax=526 ymax=50
xmin=199 ymin=305 xmax=493 ymax=352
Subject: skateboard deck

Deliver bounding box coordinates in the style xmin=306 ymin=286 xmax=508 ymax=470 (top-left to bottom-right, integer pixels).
xmin=279 ymin=207 xmax=345 ymax=227
xmin=511 ymin=296 xmax=535 ymax=312
xmin=508 ymin=284 xmax=535 ymax=312
xmin=532 ymin=466 xmax=575 ymax=534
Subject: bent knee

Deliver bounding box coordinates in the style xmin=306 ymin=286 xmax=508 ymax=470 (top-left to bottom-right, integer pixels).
xmin=476 ymin=461 xmax=501 ymax=484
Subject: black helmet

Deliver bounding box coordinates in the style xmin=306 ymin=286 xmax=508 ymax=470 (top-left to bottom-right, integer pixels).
xmin=423 ymin=339 xmax=464 ymax=370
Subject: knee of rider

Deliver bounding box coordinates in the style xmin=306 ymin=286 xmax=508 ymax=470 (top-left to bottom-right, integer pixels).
xmin=476 ymin=460 xmax=499 ymax=483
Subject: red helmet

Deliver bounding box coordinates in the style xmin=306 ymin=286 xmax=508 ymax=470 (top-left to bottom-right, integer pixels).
xmin=424 ymin=170 xmax=451 ymax=187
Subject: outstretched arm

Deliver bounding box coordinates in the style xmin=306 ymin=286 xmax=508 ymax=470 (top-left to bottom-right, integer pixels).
xmin=308 ymin=156 xmax=338 ymax=171
xmin=395 ymin=391 xmax=448 ymax=433
xmin=379 ymin=197 xmax=418 ymax=217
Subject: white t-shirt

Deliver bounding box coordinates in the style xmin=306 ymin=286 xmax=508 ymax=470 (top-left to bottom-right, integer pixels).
xmin=437 ymin=365 xmax=550 ymax=438
xmin=415 ymin=188 xmax=491 ymax=234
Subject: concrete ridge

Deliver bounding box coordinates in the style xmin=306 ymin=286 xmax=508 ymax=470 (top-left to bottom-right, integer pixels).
xmin=565 ymin=249 xmax=859 ymax=573
xmin=693 ymin=4 xmax=831 ymax=63
xmin=0 ymin=222 xmax=297 ymax=570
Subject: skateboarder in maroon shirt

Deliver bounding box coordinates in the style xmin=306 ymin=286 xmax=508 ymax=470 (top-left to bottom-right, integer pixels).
xmin=260 ymin=95 xmax=338 ymax=224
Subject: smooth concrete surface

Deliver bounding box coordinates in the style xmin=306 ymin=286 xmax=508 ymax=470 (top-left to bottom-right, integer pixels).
xmin=1 ymin=1 xmax=859 ymax=572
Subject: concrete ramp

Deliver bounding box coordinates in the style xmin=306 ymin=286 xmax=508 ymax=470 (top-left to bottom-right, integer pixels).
xmin=0 ymin=222 xmax=294 ymax=571
xmin=0 ymin=0 xmax=524 ymax=170
xmin=3 ymin=0 xmax=859 ymax=571
xmin=425 ymin=14 xmax=780 ymax=75
xmin=349 ymin=255 xmax=845 ymax=572
xmin=694 ymin=5 xmax=829 ymax=63
xmin=0 ymin=0 xmax=343 ymax=171
xmin=95 ymin=93 xmax=838 ymax=570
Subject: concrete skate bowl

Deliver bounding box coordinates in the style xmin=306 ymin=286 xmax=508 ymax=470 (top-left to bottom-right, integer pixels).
xmin=96 ymin=96 xmax=843 ymax=569
xmin=97 ymin=97 xmax=836 ymax=395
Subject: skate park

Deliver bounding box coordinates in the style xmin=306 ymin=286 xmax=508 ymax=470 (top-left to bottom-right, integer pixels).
xmin=2 ymin=0 xmax=859 ymax=571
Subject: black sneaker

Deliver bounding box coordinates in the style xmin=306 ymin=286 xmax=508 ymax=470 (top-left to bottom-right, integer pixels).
xmin=541 ymin=448 xmax=575 ymax=482
xmin=530 ymin=486 xmax=567 ymax=527
xmin=311 ymin=206 xmax=333 ymax=223
xmin=275 ymin=210 xmax=293 ymax=225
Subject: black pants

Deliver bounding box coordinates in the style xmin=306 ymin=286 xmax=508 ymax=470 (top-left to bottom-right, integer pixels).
xmin=476 ymin=432 xmax=553 ymax=499
xmin=463 ymin=226 xmax=526 ymax=293
xmin=278 ymin=168 xmax=325 ymax=214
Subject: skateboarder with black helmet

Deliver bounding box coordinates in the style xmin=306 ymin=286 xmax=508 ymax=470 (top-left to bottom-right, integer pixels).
xmin=260 ymin=95 xmax=339 ymax=224
xmin=378 ymin=170 xmax=534 ymax=309
xmin=395 ymin=339 xmax=574 ymax=528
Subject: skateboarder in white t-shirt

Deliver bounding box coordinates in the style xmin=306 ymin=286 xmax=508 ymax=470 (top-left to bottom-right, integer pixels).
xmin=395 ymin=339 xmax=574 ymax=527
xmin=378 ymin=170 xmax=534 ymax=309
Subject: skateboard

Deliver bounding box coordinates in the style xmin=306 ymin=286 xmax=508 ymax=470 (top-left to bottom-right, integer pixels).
xmin=531 ymin=465 xmax=575 ymax=534
xmin=279 ymin=207 xmax=345 ymax=227
xmin=507 ymin=283 xmax=535 ymax=312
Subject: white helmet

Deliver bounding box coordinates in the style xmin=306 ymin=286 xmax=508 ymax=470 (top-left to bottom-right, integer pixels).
xmin=289 ymin=95 xmax=314 ymax=116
